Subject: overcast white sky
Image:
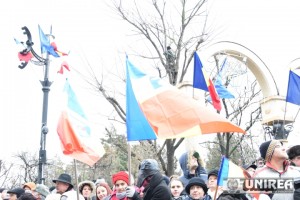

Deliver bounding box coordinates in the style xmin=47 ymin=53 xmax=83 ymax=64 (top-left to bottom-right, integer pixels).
xmin=1 ymin=0 xmax=300 ymax=163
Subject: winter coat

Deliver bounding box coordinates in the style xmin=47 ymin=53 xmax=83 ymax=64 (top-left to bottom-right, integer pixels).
xmin=253 ymin=160 xmax=300 ymax=200
xmin=179 ymin=152 xmax=207 ymax=187
xmin=61 ymin=190 xmax=85 ymax=200
xmin=172 ymin=190 xmax=188 ymax=200
xmin=141 ymin=172 xmax=172 ymax=200
xmin=183 ymin=194 xmax=211 ymax=200
xmin=216 ymin=193 xmax=248 ymax=200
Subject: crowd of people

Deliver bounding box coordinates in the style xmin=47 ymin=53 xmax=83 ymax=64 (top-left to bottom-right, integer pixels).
xmin=0 ymin=140 xmax=299 ymax=200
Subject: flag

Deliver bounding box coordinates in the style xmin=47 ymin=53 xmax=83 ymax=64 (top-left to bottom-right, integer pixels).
xmin=57 ymin=80 xmax=104 ymax=166
xmin=51 ymin=42 xmax=69 ymax=56
xmin=18 ymin=52 xmax=33 ymax=62
xmin=217 ymin=156 xmax=250 ymax=186
xmin=126 ymin=58 xmax=245 ymax=140
xmin=214 ymin=75 xmax=235 ymax=99
xmin=193 ymin=52 xmax=222 ymax=111
xmin=214 ymin=58 xmax=235 ymax=99
xmin=286 ymin=70 xmax=300 ymax=105
xmin=218 ymin=157 xmax=261 ymax=199
xmin=38 ymin=25 xmax=60 ymax=57
xmin=126 ymin=59 xmax=157 ymax=141
xmin=58 ymin=61 xmax=70 ymax=74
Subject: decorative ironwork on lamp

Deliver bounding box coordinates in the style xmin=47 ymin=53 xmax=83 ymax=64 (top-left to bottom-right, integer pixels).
xmin=264 ymin=121 xmax=293 ymax=140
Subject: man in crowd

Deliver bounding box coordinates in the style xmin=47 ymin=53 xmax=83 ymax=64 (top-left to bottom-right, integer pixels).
xmin=126 ymin=159 xmax=172 ymax=200
xmin=53 ymin=173 xmax=84 ymax=199
xmin=253 ymin=140 xmax=300 ymax=200
xmin=7 ymin=187 xmax=25 ymax=200
xmin=287 ymin=145 xmax=300 ymax=167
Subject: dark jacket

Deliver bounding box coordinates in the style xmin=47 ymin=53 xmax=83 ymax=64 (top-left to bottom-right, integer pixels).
xmin=183 ymin=195 xmax=211 ymax=200
xmin=142 ymin=172 xmax=172 ymax=200
xmin=172 ymin=190 xmax=188 ymax=200
xmin=216 ymin=193 xmax=248 ymax=200
xmin=179 ymin=152 xmax=207 ymax=187
xmin=295 ymin=179 xmax=300 ymax=200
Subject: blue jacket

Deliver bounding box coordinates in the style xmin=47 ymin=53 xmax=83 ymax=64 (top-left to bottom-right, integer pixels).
xmin=179 ymin=152 xmax=207 ymax=187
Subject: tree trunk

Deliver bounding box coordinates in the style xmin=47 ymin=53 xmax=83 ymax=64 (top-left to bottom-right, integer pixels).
xmin=166 ymin=139 xmax=175 ymax=176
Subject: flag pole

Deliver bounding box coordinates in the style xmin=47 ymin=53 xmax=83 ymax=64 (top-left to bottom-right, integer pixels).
xmin=73 ymin=159 xmax=80 ymax=200
xmin=283 ymin=101 xmax=288 ymax=127
xmin=294 ymin=107 xmax=300 ymax=121
xmin=128 ymin=142 xmax=132 ymax=185
xmin=213 ymin=185 xmax=219 ymax=200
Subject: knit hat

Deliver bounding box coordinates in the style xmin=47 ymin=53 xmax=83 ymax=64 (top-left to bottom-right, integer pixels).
xmin=287 ymin=145 xmax=300 ymax=160
xmin=185 ymin=177 xmax=208 ymax=195
xmin=7 ymin=187 xmax=25 ymax=198
xmin=208 ymin=169 xmax=219 ymax=179
xmin=112 ymin=171 xmax=129 ymax=185
xmin=259 ymin=140 xmax=278 ymax=162
xmin=34 ymin=184 xmax=50 ymax=197
xmin=23 ymin=182 xmax=36 ymax=190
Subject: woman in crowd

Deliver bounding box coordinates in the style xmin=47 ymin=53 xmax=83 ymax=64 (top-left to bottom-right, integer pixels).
xmin=105 ymin=171 xmax=131 ymax=200
xmin=95 ymin=182 xmax=112 ymax=200
xmin=169 ymin=175 xmax=187 ymax=200
xmin=78 ymin=180 xmax=96 ymax=200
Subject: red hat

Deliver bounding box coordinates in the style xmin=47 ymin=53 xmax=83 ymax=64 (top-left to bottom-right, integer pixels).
xmin=112 ymin=171 xmax=129 ymax=185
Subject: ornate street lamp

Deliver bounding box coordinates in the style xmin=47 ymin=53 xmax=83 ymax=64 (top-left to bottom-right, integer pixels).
xmin=260 ymin=96 xmax=294 ymax=142
xmin=17 ymin=26 xmax=54 ymax=184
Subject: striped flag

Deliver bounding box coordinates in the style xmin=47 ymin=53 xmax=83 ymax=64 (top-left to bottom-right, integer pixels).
xmin=57 ymin=80 xmax=105 ymax=166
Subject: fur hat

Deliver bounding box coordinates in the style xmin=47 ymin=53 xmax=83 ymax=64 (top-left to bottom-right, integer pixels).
xmin=112 ymin=171 xmax=129 ymax=185
xmin=185 ymin=177 xmax=208 ymax=195
xmin=287 ymin=145 xmax=300 ymax=160
xmin=259 ymin=140 xmax=278 ymax=162
xmin=78 ymin=180 xmax=96 ymax=195
xmin=52 ymin=173 xmax=73 ymax=188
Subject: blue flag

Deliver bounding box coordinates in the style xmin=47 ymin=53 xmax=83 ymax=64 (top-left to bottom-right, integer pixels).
xmin=193 ymin=52 xmax=209 ymax=91
xmin=286 ymin=70 xmax=300 ymax=105
xmin=38 ymin=25 xmax=59 ymax=57
xmin=214 ymin=58 xmax=235 ymax=99
xmin=126 ymin=58 xmax=157 ymax=141
xmin=206 ymin=58 xmax=235 ymax=100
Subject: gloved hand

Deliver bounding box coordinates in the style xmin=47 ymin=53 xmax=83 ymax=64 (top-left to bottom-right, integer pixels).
xmin=126 ymin=186 xmax=136 ymax=198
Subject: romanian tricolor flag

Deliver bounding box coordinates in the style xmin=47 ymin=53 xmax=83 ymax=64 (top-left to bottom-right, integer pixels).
xmin=218 ymin=156 xmax=250 ymax=186
xmin=57 ymin=80 xmax=105 ymax=166
xmin=193 ymin=52 xmax=222 ymax=111
xmin=126 ymin=58 xmax=245 ymax=141
xmin=218 ymin=157 xmax=261 ymax=199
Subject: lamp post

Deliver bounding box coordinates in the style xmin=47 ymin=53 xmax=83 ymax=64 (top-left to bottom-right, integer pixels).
xmin=260 ymin=96 xmax=294 ymax=143
xmin=18 ymin=26 xmax=53 ymax=184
